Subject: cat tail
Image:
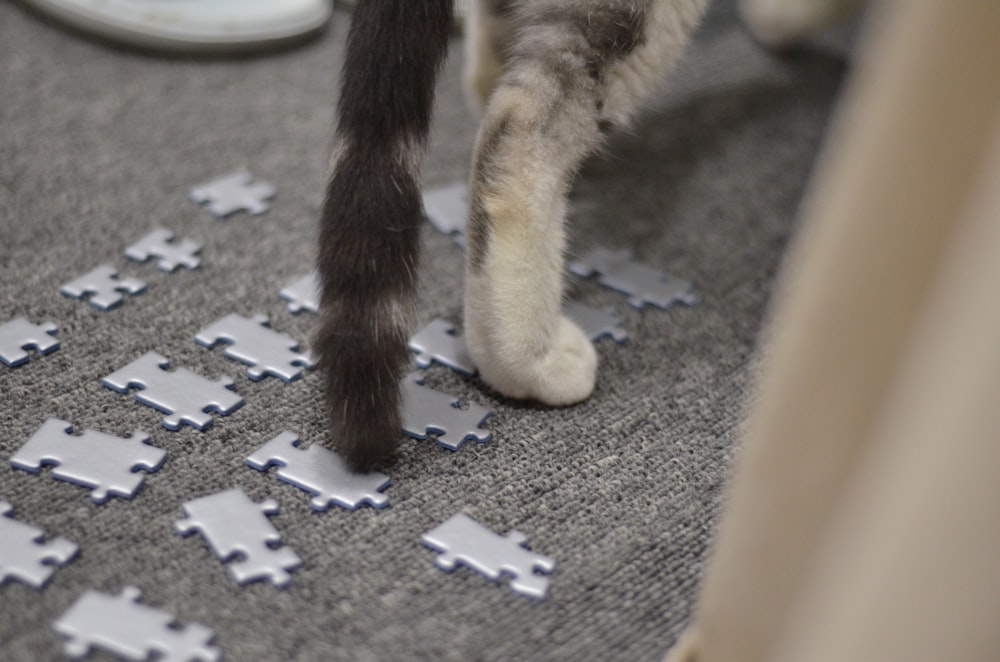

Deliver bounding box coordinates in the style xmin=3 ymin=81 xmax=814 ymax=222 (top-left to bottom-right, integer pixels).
xmin=315 ymin=0 xmax=454 ymax=472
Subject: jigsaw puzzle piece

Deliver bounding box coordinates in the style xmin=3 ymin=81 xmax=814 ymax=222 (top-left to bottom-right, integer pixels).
xmin=408 ymin=319 xmax=477 ymax=376
xmin=195 ymin=313 xmax=315 ymax=382
xmin=227 ymin=546 xmax=301 ymax=588
xmin=175 ymin=488 xmax=301 ymax=587
xmin=400 ymin=373 xmax=491 ymax=451
xmin=421 ymin=513 xmax=555 ymax=599
xmin=60 ymin=264 xmax=147 ymax=311
xmin=54 ymin=586 xmax=220 ymax=662
xmin=247 ymin=431 xmax=391 ymax=511
xmin=565 ymin=302 xmax=628 ymax=344
xmin=10 ymin=418 xmax=165 ymax=504
xmin=124 ymin=227 xmax=203 ymax=272
xmin=423 ymin=183 xmax=468 ymax=248
xmin=0 ymin=317 xmax=60 ymax=367
xmin=0 ymin=501 xmax=78 ymax=588
xmin=278 ymin=272 xmax=320 ymax=314
xmin=102 ymin=352 xmax=243 ymax=431
xmin=569 ymin=248 xmax=698 ymax=310
xmin=189 ymin=170 xmax=276 ymax=218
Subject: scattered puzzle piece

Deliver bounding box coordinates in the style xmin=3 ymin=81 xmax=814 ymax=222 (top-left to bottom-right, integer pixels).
xmin=0 ymin=501 xmax=77 ymax=588
xmin=401 ymin=373 xmax=491 ymax=451
xmin=569 ymin=248 xmax=698 ymax=310
xmin=189 ymin=170 xmax=276 ymax=218
xmin=10 ymin=418 xmax=165 ymax=504
xmin=247 ymin=431 xmax=390 ymax=512
xmin=423 ymin=183 xmax=468 ymax=248
xmin=124 ymin=227 xmax=203 ymax=272
xmin=421 ymin=513 xmax=555 ymax=599
xmin=408 ymin=319 xmax=476 ymax=376
xmin=195 ymin=313 xmax=314 ymax=382
xmin=60 ymin=264 xmax=146 ymax=311
xmin=54 ymin=586 xmax=220 ymax=662
xmin=175 ymin=488 xmax=301 ymax=587
xmin=565 ymin=302 xmax=628 ymax=344
xmin=0 ymin=317 xmax=60 ymax=367
xmin=278 ymin=272 xmax=320 ymax=314
xmin=102 ymin=352 xmax=243 ymax=431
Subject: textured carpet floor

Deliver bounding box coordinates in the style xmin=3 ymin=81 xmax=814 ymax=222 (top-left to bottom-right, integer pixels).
xmin=0 ymin=2 xmax=847 ymax=660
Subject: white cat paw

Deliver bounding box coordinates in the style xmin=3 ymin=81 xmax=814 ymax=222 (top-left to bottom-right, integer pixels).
xmin=474 ymin=316 xmax=598 ymax=406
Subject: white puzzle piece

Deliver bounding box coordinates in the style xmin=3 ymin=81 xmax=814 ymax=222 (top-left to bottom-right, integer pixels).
xmin=11 ymin=418 xmax=165 ymax=504
xmin=195 ymin=313 xmax=315 ymax=382
xmin=0 ymin=501 xmax=77 ymax=588
xmin=422 ymin=513 xmax=555 ymax=599
xmin=102 ymin=352 xmax=243 ymax=431
xmin=54 ymin=586 xmax=220 ymax=661
xmin=400 ymin=373 xmax=491 ymax=451
xmin=189 ymin=170 xmax=276 ymax=218
xmin=247 ymin=431 xmax=391 ymax=511
xmin=124 ymin=227 xmax=202 ymax=272
xmin=408 ymin=319 xmax=477 ymax=376
xmin=565 ymin=302 xmax=628 ymax=344
xmin=0 ymin=317 xmax=60 ymax=367
xmin=278 ymin=272 xmax=320 ymax=314
xmin=570 ymin=248 xmax=698 ymax=310
xmin=175 ymin=488 xmax=301 ymax=587
xmin=60 ymin=264 xmax=146 ymax=311
xmin=423 ymin=183 xmax=468 ymax=248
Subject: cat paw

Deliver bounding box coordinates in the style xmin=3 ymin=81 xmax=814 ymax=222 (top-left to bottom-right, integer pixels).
xmin=473 ymin=316 xmax=598 ymax=406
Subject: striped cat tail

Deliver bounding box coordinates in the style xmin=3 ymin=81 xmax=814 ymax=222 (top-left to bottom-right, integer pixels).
xmin=316 ymin=0 xmax=454 ymax=472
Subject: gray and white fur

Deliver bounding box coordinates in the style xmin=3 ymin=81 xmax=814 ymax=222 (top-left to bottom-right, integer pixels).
xmin=316 ymin=0 xmax=857 ymax=471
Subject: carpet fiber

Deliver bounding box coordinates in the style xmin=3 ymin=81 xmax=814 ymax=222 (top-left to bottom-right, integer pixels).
xmin=1 ymin=2 xmax=847 ymax=659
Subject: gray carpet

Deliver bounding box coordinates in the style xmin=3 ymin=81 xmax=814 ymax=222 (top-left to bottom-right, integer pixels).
xmin=0 ymin=2 xmax=847 ymax=659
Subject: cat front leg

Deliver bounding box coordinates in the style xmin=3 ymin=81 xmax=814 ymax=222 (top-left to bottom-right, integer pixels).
xmin=463 ymin=26 xmax=613 ymax=405
xmin=463 ymin=145 xmax=599 ymax=406
xmin=463 ymin=0 xmax=708 ymax=406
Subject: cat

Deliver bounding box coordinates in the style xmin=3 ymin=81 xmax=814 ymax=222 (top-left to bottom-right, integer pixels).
xmin=315 ymin=0 xmax=863 ymax=472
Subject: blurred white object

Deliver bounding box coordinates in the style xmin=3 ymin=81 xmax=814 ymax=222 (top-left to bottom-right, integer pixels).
xmin=21 ymin=0 xmax=332 ymax=53
xmin=739 ymin=0 xmax=866 ymax=48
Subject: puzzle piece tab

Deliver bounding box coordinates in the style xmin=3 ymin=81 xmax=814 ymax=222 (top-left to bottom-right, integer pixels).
xmin=565 ymin=302 xmax=628 ymax=344
xmin=401 ymin=373 xmax=491 ymax=451
xmin=124 ymin=227 xmax=203 ymax=272
xmin=11 ymin=418 xmax=165 ymax=504
xmin=102 ymin=352 xmax=243 ymax=431
xmin=175 ymin=488 xmax=301 ymax=587
xmin=0 ymin=317 xmax=60 ymax=367
xmin=278 ymin=272 xmax=320 ymax=314
xmin=408 ymin=319 xmax=476 ymax=376
xmin=0 ymin=501 xmax=78 ymax=588
xmin=423 ymin=183 xmax=468 ymax=248
xmin=247 ymin=431 xmax=390 ymax=511
xmin=60 ymin=264 xmax=146 ymax=311
xmin=189 ymin=170 xmax=276 ymax=218
xmin=195 ymin=313 xmax=315 ymax=382
xmin=422 ymin=513 xmax=555 ymax=599
xmin=570 ymin=248 xmax=698 ymax=310
xmin=54 ymin=586 xmax=220 ymax=662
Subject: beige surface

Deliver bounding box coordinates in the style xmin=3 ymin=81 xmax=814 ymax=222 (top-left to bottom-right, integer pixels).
xmin=665 ymin=1 xmax=1000 ymax=660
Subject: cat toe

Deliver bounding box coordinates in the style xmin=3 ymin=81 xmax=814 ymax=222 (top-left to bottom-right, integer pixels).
xmin=534 ymin=317 xmax=598 ymax=405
